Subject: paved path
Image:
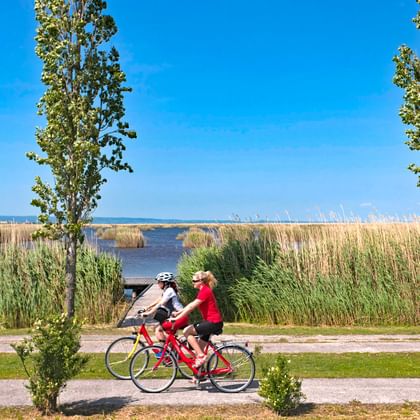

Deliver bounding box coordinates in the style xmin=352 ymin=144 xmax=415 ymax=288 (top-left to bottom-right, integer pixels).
xmin=1 ymin=379 xmax=419 ymax=407
xmin=2 ymin=334 xmax=419 ymax=353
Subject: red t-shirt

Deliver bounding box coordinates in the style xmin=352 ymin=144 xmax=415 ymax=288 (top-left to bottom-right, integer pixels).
xmin=196 ymin=284 xmax=223 ymax=323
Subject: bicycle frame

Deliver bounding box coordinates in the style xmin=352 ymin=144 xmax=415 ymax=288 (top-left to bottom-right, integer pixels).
xmin=125 ymin=320 xmax=155 ymax=358
xmin=156 ymin=330 xmax=233 ymax=377
xmin=131 ymin=319 xmax=188 ymax=359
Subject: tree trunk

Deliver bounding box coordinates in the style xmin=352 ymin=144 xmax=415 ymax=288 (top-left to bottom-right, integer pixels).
xmin=65 ymin=234 xmax=77 ymax=318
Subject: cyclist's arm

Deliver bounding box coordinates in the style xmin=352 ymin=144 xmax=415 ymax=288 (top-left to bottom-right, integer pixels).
xmin=142 ymin=296 xmax=167 ymax=315
xmin=171 ymin=299 xmax=202 ymax=320
xmin=144 ymin=296 xmax=161 ymax=310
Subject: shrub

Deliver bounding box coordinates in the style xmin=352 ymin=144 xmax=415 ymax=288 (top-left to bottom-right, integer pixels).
xmin=258 ymin=355 xmax=304 ymax=415
xmin=12 ymin=314 xmax=89 ymax=415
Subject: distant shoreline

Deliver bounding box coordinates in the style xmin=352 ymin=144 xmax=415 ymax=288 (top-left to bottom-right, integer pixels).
xmin=0 ymin=215 xmax=308 ymax=225
xmin=0 ymin=216 xmax=418 ymax=227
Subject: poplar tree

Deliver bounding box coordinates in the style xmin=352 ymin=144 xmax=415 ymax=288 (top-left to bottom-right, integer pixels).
xmin=28 ymin=0 xmax=136 ymax=317
xmin=393 ymin=2 xmax=420 ymax=186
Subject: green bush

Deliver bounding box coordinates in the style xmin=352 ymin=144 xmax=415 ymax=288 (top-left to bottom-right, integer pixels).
xmin=12 ymin=313 xmax=89 ymax=415
xmin=258 ymin=355 xmax=304 ymax=415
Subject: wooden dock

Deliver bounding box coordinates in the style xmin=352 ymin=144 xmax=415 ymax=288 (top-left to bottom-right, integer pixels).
xmin=123 ymin=276 xmax=155 ymax=287
xmin=118 ymin=277 xmax=161 ymax=328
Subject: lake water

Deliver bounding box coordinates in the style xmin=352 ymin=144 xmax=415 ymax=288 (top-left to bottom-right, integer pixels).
xmin=85 ymin=227 xmax=190 ymax=277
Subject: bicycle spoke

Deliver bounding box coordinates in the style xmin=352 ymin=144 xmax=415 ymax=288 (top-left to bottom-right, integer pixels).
xmin=207 ymin=344 xmax=255 ymax=393
xmin=130 ymin=345 xmax=177 ymax=393
xmin=105 ymin=337 xmax=142 ymax=380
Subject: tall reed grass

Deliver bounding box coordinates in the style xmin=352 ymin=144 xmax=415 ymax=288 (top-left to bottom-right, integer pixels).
xmin=0 ymin=224 xmax=39 ymax=244
xmin=177 ymin=223 xmax=419 ymax=325
xmin=177 ymin=230 xmax=278 ymax=320
xmin=0 ymin=241 xmax=126 ymax=328
xmin=115 ymin=228 xmax=145 ymax=248
xmin=95 ymin=226 xmax=145 ymax=248
xmin=179 ymin=227 xmax=215 ymax=249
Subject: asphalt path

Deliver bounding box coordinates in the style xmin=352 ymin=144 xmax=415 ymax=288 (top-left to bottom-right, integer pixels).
xmin=2 ymin=334 xmax=420 ymax=353
xmin=1 ymin=379 xmax=419 ymax=407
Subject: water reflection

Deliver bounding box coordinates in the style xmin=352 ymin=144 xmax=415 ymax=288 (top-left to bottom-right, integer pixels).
xmin=85 ymin=227 xmax=189 ymax=277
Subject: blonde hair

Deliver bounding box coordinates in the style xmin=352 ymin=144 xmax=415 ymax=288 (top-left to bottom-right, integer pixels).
xmin=194 ymin=271 xmax=218 ymax=289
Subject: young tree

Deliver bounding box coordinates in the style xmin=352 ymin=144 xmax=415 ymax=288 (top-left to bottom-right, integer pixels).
xmin=28 ymin=0 xmax=136 ymax=317
xmin=393 ymin=2 xmax=420 ymax=186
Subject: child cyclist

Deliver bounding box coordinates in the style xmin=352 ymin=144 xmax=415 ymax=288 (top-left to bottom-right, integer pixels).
xmin=141 ymin=272 xmax=189 ymax=342
xmin=170 ymin=270 xmax=223 ymax=368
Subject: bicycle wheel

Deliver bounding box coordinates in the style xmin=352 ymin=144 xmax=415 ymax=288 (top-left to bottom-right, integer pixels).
xmin=105 ymin=336 xmax=144 ymax=380
xmin=177 ymin=362 xmax=193 ymax=379
xmin=207 ymin=344 xmax=255 ymax=393
xmin=130 ymin=345 xmax=177 ymax=393
xmin=171 ymin=342 xmax=194 ymax=380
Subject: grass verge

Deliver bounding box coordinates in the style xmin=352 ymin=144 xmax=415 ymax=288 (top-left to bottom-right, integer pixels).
xmin=2 ymin=323 xmax=420 ymax=336
xmin=0 ymin=402 xmax=419 ymax=419
xmin=1 ymin=352 xmax=419 ymax=379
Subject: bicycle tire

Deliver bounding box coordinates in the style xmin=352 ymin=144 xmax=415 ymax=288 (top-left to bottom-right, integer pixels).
xmin=105 ymin=336 xmax=145 ymax=380
xmin=130 ymin=344 xmax=177 ymax=393
xmin=207 ymin=344 xmax=255 ymax=393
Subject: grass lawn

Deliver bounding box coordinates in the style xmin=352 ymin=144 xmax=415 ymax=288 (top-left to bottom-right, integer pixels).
xmin=0 ymin=402 xmax=419 ymax=419
xmin=2 ymin=352 xmax=419 ymax=380
xmin=1 ymin=323 xmax=420 ymax=336
xmin=222 ymin=323 xmax=420 ymax=336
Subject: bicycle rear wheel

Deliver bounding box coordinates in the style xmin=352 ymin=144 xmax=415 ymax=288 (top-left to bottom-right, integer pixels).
xmin=207 ymin=344 xmax=255 ymax=393
xmin=105 ymin=336 xmax=145 ymax=380
xmin=130 ymin=345 xmax=177 ymax=393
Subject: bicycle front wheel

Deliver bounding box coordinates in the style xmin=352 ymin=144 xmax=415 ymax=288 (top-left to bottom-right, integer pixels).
xmin=105 ymin=336 xmax=145 ymax=380
xmin=207 ymin=344 xmax=255 ymax=393
xmin=130 ymin=345 xmax=177 ymax=393
xmin=174 ymin=345 xmax=194 ymax=380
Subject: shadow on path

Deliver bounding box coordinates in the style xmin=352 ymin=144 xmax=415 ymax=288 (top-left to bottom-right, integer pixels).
xmin=60 ymin=396 xmax=134 ymax=416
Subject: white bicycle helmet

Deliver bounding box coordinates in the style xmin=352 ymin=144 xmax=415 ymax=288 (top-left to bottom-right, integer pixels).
xmin=155 ymin=272 xmax=176 ymax=283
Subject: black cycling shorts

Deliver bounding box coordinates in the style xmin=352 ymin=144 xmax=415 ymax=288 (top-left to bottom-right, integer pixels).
xmin=193 ymin=320 xmax=224 ymax=342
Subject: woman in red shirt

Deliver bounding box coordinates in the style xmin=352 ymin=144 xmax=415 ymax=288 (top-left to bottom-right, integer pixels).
xmin=171 ymin=271 xmax=223 ymax=368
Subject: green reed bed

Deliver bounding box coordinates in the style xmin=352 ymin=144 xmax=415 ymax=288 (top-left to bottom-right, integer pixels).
xmin=178 ymin=223 xmax=419 ymax=325
xmin=0 ymin=242 xmax=126 ymax=328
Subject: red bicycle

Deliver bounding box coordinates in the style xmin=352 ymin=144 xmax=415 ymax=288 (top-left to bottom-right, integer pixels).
xmin=105 ymin=312 xmax=192 ymax=380
xmin=129 ymin=321 xmax=255 ymax=393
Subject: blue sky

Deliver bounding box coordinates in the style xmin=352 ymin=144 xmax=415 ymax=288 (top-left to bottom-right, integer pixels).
xmin=0 ymin=0 xmax=419 ymax=221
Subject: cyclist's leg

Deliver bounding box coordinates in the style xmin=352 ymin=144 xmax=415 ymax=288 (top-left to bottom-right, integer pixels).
xmin=191 ymin=321 xmax=224 ymax=367
xmin=154 ymin=324 xmax=167 ymax=342
xmin=184 ymin=324 xmax=204 ymax=358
